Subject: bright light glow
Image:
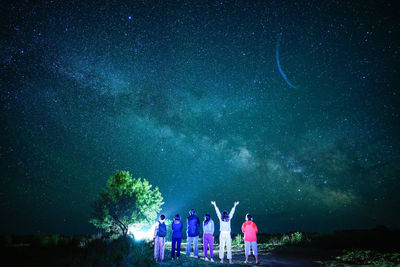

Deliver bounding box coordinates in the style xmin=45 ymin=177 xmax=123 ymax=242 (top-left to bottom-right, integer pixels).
xmin=128 ymin=223 xmax=155 ymax=240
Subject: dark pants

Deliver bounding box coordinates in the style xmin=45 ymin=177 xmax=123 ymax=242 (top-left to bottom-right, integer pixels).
xmin=171 ymin=237 xmax=182 ymax=259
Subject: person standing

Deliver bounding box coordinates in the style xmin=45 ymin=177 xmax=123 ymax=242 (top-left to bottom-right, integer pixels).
xmin=211 ymin=201 xmax=239 ymax=264
xmin=203 ymin=213 xmax=215 ymax=262
xmin=242 ymin=213 xmax=259 ymax=264
xmin=186 ymin=209 xmax=200 ymax=258
xmin=171 ymin=214 xmax=183 ymax=259
xmin=153 ymin=214 xmax=167 ymax=263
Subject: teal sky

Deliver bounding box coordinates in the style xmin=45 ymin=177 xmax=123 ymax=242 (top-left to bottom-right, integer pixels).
xmin=1 ymin=0 xmax=399 ymax=235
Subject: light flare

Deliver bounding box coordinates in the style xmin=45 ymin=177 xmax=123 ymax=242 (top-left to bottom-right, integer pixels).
xmin=128 ymin=224 xmax=156 ymax=240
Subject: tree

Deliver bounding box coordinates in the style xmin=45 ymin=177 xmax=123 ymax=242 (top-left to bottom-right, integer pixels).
xmin=90 ymin=170 xmax=164 ymax=236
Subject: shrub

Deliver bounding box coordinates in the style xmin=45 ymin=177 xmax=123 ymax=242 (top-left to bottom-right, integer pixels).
xmin=281 ymin=235 xmax=290 ymax=245
xmin=82 ymin=235 xmax=131 ymax=265
xmin=232 ymin=234 xmax=244 ymax=247
xmin=291 ymin=232 xmax=303 ymax=244
xmin=336 ymin=250 xmax=400 ymax=266
xmin=123 ymin=240 xmax=154 ymax=266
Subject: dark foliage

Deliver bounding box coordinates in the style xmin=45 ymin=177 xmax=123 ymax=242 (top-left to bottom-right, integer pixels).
xmin=1 ymin=235 xmax=154 ymax=266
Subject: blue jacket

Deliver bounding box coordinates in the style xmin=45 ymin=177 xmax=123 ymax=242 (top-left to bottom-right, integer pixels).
xmin=171 ymin=219 xmax=183 ymax=239
xmin=187 ymin=215 xmax=200 ymax=237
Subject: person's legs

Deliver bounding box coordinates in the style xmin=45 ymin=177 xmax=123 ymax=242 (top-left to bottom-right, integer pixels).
xmin=226 ymin=234 xmax=232 ymax=262
xmin=193 ymin=235 xmax=199 ymax=257
xmin=244 ymin=241 xmax=250 ymax=263
xmin=203 ymin=234 xmax=209 ymax=258
xmin=171 ymin=237 xmax=176 ymax=259
xmin=154 ymin=236 xmax=160 ymax=261
xmin=177 ymin=238 xmax=182 ymax=258
xmin=219 ymin=233 xmax=226 ymax=261
xmin=205 ymin=234 xmax=213 ymax=258
xmin=252 ymin=241 xmax=258 ymax=263
xmin=160 ymin=237 xmax=165 ymax=261
xmin=186 ymin=236 xmax=193 ymax=256
xmin=209 ymin=235 xmax=214 ymax=259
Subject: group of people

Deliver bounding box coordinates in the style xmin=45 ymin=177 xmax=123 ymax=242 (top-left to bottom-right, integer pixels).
xmin=153 ymin=201 xmax=259 ymax=264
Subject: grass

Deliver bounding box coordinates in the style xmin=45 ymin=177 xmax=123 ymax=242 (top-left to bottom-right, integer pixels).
xmin=336 ymin=250 xmax=400 ymax=266
xmin=2 ymin=228 xmax=400 ymax=266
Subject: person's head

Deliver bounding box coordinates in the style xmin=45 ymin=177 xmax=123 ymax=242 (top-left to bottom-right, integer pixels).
xmin=222 ymin=210 xmax=229 ymax=222
xmin=174 ymin=214 xmax=180 ymax=220
xmin=159 ymin=214 xmax=165 ymax=221
xmin=246 ymin=213 xmax=252 ymax=221
xmin=189 ymin=209 xmax=196 ymax=216
xmin=204 ymin=213 xmax=211 ymax=225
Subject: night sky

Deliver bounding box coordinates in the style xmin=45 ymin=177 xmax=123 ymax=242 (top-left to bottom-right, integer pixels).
xmin=1 ymin=0 xmax=399 ymax=235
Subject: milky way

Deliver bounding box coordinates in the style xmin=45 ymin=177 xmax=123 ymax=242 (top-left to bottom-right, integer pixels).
xmin=1 ymin=0 xmax=399 ymax=234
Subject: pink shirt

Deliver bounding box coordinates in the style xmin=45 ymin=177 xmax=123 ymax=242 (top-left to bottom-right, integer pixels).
xmin=242 ymin=221 xmax=258 ymax=242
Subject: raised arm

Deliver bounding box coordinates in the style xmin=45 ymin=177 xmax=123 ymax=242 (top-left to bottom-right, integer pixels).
xmin=211 ymin=201 xmax=221 ymax=220
xmin=229 ymin=201 xmax=239 ymax=219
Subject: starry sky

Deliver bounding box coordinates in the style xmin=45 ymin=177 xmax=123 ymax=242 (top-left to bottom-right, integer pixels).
xmin=1 ymin=0 xmax=399 ymax=235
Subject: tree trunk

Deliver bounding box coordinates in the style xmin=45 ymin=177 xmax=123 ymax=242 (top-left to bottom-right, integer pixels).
xmin=113 ymin=215 xmax=128 ymax=236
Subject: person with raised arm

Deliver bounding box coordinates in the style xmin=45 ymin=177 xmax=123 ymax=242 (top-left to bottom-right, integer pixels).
xmin=211 ymin=201 xmax=239 ymax=264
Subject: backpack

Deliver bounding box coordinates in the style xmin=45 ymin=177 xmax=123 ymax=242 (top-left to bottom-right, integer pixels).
xmin=157 ymin=222 xmax=167 ymax=237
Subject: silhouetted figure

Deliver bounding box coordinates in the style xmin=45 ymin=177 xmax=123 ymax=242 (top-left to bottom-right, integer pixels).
xmin=186 ymin=209 xmax=200 ymax=258
xmin=171 ymin=214 xmax=183 ymax=259
xmin=153 ymin=214 xmax=167 ymax=262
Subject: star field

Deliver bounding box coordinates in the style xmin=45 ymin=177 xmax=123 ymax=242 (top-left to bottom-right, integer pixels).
xmin=0 ymin=0 xmax=399 ymax=234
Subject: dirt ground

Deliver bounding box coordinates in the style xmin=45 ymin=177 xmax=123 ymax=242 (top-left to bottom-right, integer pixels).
xmin=166 ymin=243 xmax=343 ymax=266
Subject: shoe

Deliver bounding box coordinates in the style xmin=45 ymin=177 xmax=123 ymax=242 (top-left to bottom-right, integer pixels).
xmin=220 ymin=259 xmax=224 ymax=263
xmin=244 ymin=261 xmax=248 ymax=264
xmin=194 ymin=256 xmax=198 ymax=259
xmin=210 ymin=258 xmax=214 ymax=262
xmin=229 ymin=260 xmax=233 ymax=264
xmin=204 ymin=258 xmax=209 ymax=261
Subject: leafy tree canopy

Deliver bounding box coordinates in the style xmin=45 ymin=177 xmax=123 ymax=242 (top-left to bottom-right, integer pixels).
xmin=90 ymin=170 xmax=163 ymax=236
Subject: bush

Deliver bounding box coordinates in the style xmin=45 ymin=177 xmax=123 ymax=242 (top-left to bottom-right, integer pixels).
xmin=2 ymin=234 xmax=158 ymax=266
xmin=281 ymin=235 xmax=290 ymax=245
xmin=123 ymin=240 xmax=154 ymax=266
xmin=337 ymin=250 xmax=400 ymax=265
xmin=83 ymin=235 xmax=131 ymax=265
xmin=232 ymin=234 xmax=244 ymax=247
xmin=292 ymin=232 xmax=303 ymax=243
